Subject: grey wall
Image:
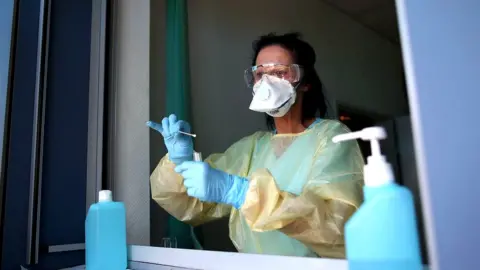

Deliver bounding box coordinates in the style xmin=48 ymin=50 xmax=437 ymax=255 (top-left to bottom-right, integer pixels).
xmin=111 ymin=0 xmax=151 ymax=246
xmin=187 ymin=0 xmax=408 ymax=158
xmin=396 ymin=1 xmax=480 ymax=268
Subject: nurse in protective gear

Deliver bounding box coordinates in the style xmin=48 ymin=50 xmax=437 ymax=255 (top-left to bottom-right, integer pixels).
xmin=147 ymin=32 xmax=364 ymax=258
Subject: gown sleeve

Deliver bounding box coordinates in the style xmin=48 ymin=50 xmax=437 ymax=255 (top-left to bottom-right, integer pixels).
xmin=150 ymin=133 xmax=259 ymax=226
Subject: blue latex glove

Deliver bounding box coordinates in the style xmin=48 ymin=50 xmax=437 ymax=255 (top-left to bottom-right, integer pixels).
xmin=146 ymin=114 xmax=193 ymax=165
xmin=174 ymin=161 xmax=249 ymax=209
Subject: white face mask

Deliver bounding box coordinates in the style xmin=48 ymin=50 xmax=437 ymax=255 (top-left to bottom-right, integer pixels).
xmin=249 ymin=75 xmax=297 ymax=117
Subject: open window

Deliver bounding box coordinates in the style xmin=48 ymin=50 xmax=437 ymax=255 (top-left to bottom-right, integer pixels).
xmin=83 ymin=0 xmax=480 ymax=269
xmin=103 ymin=0 xmax=425 ymax=268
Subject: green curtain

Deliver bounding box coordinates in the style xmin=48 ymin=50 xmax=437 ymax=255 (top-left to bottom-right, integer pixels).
xmin=165 ymin=0 xmax=203 ymax=250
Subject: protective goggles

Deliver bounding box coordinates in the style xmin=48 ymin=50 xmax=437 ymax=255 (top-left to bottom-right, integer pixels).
xmin=244 ymin=63 xmax=303 ymax=88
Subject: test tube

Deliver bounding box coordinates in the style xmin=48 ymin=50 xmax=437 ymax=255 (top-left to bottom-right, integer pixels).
xmin=193 ymin=152 xmax=202 ymax=161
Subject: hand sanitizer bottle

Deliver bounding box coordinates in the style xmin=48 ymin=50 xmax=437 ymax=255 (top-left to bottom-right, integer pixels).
xmin=85 ymin=190 xmax=127 ymax=270
xmin=333 ymin=127 xmax=422 ymax=270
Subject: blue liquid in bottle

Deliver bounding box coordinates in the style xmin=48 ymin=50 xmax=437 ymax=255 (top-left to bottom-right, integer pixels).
xmin=332 ymin=127 xmax=422 ymax=270
xmin=346 ymin=183 xmax=422 ymax=270
xmin=86 ymin=190 xmax=127 ymax=270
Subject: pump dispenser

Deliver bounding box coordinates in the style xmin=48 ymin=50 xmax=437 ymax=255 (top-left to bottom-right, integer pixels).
xmin=333 ymin=127 xmax=393 ymax=187
xmin=333 ymin=127 xmax=422 ymax=270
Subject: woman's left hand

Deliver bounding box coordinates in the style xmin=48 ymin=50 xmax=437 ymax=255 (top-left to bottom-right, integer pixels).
xmin=174 ymin=161 xmax=249 ymax=209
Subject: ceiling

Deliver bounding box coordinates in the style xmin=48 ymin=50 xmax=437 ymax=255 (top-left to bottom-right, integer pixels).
xmin=322 ymin=0 xmax=400 ymax=43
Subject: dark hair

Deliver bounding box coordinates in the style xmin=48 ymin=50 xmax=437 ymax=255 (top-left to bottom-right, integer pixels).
xmin=251 ymin=32 xmax=328 ymax=130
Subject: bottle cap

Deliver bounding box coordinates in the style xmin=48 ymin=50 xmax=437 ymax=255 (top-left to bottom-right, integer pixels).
xmin=99 ymin=190 xmax=113 ymax=202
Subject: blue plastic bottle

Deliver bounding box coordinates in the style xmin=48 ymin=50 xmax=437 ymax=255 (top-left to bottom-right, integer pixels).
xmin=85 ymin=190 xmax=127 ymax=270
xmin=333 ymin=127 xmax=422 ymax=270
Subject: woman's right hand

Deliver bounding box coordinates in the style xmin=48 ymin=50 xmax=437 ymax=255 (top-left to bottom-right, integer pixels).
xmin=146 ymin=114 xmax=193 ymax=164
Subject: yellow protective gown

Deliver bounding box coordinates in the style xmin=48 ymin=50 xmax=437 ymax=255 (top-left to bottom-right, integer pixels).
xmin=151 ymin=119 xmax=364 ymax=258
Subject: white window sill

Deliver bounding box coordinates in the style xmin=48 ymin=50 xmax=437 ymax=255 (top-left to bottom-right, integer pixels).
xmin=128 ymin=245 xmax=348 ymax=270
xmin=59 ymin=245 xmax=430 ymax=270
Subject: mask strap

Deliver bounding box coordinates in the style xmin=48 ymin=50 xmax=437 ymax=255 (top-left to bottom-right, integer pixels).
xmin=292 ymin=82 xmax=301 ymax=91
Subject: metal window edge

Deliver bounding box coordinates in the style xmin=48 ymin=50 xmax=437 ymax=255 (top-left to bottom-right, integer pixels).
xmin=26 ymin=0 xmax=51 ymax=264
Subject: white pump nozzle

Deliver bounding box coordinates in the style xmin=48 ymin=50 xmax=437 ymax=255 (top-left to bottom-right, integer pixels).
xmin=332 ymin=127 xmax=386 ymax=157
xmin=332 ymin=126 xmax=393 ymax=187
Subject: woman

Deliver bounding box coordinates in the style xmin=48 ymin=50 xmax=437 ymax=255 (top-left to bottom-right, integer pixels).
xmin=147 ymin=33 xmax=364 ymax=258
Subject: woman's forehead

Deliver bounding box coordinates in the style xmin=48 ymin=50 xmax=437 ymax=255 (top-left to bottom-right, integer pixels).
xmin=255 ymin=45 xmax=294 ymax=66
